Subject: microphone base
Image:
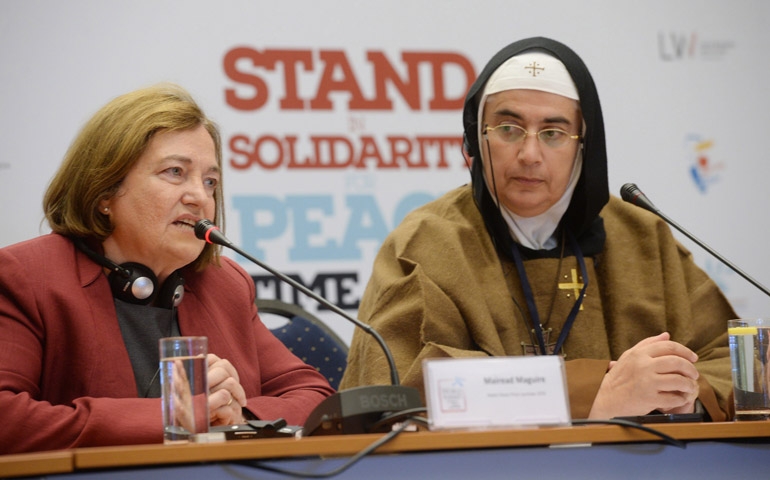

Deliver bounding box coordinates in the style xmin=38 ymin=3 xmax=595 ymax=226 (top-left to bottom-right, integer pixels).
xmin=303 ymin=385 xmax=423 ymax=436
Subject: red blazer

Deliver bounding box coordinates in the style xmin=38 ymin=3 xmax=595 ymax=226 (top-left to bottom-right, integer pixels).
xmin=0 ymin=234 xmax=335 ymax=453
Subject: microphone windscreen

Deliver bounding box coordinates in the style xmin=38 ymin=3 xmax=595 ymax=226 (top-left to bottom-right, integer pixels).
xmin=194 ymin=219 xmax=232 ymax=246
xmin=619 ymin=183 xmax=659 ymax=213
xmin=619 ymin=183 xmax=638 ymax=202
xmin=194 ymin=219 xmax=215 ymax=241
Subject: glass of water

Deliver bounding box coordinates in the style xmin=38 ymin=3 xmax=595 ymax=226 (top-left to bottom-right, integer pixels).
xmin=159 ymin=336 xmax=210 ymax=442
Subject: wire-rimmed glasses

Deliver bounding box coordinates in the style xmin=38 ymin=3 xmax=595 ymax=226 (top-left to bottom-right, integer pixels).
xmin=483 ymin=124 xmax=581 ymax=149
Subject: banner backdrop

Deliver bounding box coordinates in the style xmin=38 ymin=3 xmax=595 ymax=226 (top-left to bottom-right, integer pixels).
xmin=2 ymin=0 xmax=769 ymax=343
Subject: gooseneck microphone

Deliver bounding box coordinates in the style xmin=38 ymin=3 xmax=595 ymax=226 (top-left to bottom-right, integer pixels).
xmin=620 ymin=183 xmax=770 ymax=297
xmin=195 ymin=219 xmax=423 ymax=435
xmin=195 ymin=220 xmax=399 ymax=383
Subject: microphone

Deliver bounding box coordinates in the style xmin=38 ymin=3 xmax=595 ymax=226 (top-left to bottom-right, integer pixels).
xmin=194 ymin=219 xmax=423 ymax=435
xmin=620 ymin=183 xmax=770 ymax=297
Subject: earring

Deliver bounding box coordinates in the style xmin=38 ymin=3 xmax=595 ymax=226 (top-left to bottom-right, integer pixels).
xmin=102 ymin=207 xmax=109 ymax=213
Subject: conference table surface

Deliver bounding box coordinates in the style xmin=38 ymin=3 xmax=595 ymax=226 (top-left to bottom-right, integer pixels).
xmin=2 ymin=421 xmax=769 ymax=479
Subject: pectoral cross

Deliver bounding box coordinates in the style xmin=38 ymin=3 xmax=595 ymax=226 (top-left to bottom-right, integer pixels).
xmin=558 ymin=268 xmax=585 ymax=310
xmin=521 ymin=327 xmax=564 ymax=357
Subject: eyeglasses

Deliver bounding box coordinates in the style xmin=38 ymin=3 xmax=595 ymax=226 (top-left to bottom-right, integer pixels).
xmin=483 ymin=124 xmax=581 ymax=149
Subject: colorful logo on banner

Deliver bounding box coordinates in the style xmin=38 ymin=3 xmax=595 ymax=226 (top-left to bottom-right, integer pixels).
xmin=220 ymin=47 xmax=476 ymax=309
xmin=685 ymin=133 xmax=723 ymax=194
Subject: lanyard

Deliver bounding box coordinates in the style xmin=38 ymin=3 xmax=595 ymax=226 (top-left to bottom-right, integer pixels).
xmin=510 ymin=229 xmax=588 ymax=356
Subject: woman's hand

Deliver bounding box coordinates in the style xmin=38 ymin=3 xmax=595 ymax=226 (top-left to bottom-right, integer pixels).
xmin=206 ymin=353 xmax=248 ymax=426
xmin=589 ymin=332 xmax=699 ymax=419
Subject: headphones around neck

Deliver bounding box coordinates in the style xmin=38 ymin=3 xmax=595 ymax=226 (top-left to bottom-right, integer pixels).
xmin=73 ymin=238 xmax=184 ymax=309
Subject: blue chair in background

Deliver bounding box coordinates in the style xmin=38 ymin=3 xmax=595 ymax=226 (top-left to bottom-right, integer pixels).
xmin=257 ymin=298 xmax=348 ymax=390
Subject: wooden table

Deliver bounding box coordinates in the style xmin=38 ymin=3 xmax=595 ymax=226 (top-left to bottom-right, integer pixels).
xmin=2 ymin=421 xmax=769 ymax=479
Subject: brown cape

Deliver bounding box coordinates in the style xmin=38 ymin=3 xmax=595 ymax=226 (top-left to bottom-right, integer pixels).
xmin=341 ymin=185 xmax=735 ymax=421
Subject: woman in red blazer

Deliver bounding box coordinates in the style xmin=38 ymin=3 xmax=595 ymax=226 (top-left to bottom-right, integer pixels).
xmin=0 ymin=84 xmax=335 ymax=453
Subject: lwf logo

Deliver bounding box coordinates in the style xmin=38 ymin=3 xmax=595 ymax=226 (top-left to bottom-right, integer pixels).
xmin=658 ymin=32 xmax=698 ymax=61
xmin=658 ymin=31 xmax=735 ymax=61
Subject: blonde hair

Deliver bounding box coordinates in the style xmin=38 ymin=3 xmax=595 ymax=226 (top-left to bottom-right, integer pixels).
xmin=43 ymin=83 xmax=223 ymax=269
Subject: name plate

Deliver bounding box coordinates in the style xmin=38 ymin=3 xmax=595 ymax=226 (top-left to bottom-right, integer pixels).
xmin=422 ymin=356 xmax=571 ymax=430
